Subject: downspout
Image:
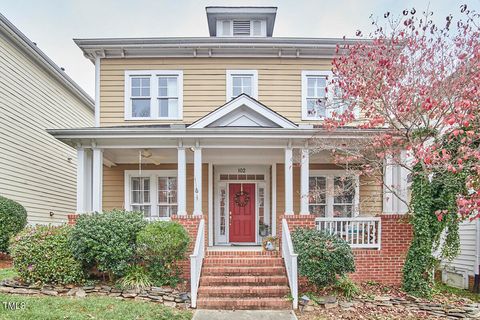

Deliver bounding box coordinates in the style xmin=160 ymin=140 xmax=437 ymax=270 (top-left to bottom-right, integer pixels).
xmin=94 ymin=55 xmax=101 ymax=127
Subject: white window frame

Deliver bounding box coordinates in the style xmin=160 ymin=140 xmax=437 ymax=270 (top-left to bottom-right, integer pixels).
xmin=226 ymin=70 xmax=258 ymax=101
xmin=125 ymin=170 xmax=177 ymax=220
xmin=124 ymin=70 xmax=183 ymax=120
xmin=309 ymin=170 xmax=360 ymax=217
xmin=302 ymin=70 xmax=335 ymax=120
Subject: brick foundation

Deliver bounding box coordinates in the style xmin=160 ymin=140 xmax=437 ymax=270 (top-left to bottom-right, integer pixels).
xmin=282 ymin=214 xmax=412 ymax=286
xmin=171 ymin=214 xmax=204 ymax=282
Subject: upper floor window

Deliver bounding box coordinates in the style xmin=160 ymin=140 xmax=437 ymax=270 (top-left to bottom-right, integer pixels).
xmin=301 ymin=71 xmax=348 ymax=120
xmin=309 ymin=171 xmax=359 ymax=217
xmin=226 ymin=70 xmax=258 ymax=101
xmin=217 ymin=20 xmax=266 ymax=37
xmin=125 ymin=70 xmax=183 ymax=120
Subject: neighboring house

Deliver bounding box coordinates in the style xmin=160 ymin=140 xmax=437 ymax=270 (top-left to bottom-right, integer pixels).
xmin=441 ymin=219 xmax=480 ymax=290
xmin=50 ymin=7 xmax=412 ymax=309
xmin=0 ymin=13 xmax=94 ymax=225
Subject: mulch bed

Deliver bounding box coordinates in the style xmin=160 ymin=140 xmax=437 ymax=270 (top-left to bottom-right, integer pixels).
xmin=0 ymin=253 xmax=12 ymax=269
xmin=296 ymin=282 xmax=480 ymax=320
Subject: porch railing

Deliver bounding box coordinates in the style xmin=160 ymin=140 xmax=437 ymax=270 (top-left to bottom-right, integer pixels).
xmin=189 ymin=219 xmax=205 ymax=308
xmin=315 ymin=217 xmax=381 ymax=249
xmin=281 ymin=218 xmax=298 ymax=309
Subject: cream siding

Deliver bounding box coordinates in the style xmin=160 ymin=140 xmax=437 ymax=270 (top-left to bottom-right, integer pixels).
xmin=0 ymin=34 xmax=94 ymax=225
xmin=100 ymin=58 xmax=333 ymax=126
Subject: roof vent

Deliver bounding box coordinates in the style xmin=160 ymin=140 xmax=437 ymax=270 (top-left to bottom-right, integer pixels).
xmin=233 ymin=20 xmax=250 ymax=36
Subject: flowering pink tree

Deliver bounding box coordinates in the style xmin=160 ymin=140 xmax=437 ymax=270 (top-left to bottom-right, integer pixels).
xmin=323 ymin=5 xmax=480 ymax=219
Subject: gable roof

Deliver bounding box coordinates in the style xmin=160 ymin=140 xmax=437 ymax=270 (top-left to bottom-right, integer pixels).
xmin=0 ymin=13 xmax=94 ymax=109
xmin=189 ymin=94 xmax=297 ymax=129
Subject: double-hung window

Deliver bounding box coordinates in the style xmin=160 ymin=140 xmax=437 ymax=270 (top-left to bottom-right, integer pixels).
xmin=125 ymin=70 xmax=183 ymax=120
xmin=309 ymin=171 xmax=359 ymax=217
xmin=301 ymin=71 xmax=347 ymax=120
xmin=226 ymin=70 xmax=258 ymax=101
xmin=125 ymin=170 xmax=177 ymax=220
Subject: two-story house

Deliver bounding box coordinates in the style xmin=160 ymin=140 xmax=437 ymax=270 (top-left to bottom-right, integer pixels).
xmin=50 ymin=7 xmax=412 ymax=310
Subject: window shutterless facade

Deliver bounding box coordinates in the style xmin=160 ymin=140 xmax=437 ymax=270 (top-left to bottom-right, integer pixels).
xmin=226 ymin=70 xmax=258 ymax=101
xmin=309 ymin=170 xmax=360 ymax=217
xmin=125 ymin=170 xmax=177 ymax=220
xmin=124 ymin=70 xmax=183 ymax=120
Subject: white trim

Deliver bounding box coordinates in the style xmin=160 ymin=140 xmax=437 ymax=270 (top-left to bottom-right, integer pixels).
xmin=309 ymin=169 xmax=360 ymax=217
xmin=92 ymin=148 xmax=103 ymax=212
xmin=124 ymin=169 xmax=178 ymax=220
xmin=271 ymin=163 xmax=277 ymax=236
xmin=284 ymin=147 xmax=294 ymax=214
xmin=301 ymin=70 xmax=332 ymax=121
xmin=226 ymin=70 xmax=258 ymax=101
xmin=94 ymin=57 xmax=101 ymax=126
xmin=76 ymin=148 xmax=87 ymax=213
xmin=213 ymin=165 xmax=270 ymax=245
xmin=177 ymin=147 xmax=187 ymax=215
xmin=189 ymin=95 xmax=297 ymax=129
xmin=124 ymin=70 xmax=183 ymax=121
xmin=300 ymin=148 xmax=310 ymax=214
xmin=208 ymin=163 xmax=214 ymax=246
xmin=193 ymin=147 xmax=202 ymax=215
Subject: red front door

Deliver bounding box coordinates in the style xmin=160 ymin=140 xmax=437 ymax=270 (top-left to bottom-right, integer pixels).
xmin=229 ymin=183 xmax=256 ymax=243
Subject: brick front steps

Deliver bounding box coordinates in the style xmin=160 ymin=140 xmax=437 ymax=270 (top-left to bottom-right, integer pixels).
xmin=197 ymin=250 xmax=292 ymax=310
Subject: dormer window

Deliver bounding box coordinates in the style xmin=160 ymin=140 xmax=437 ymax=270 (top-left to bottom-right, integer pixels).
xmin=217 ymin=20 xmax=266 ymax=37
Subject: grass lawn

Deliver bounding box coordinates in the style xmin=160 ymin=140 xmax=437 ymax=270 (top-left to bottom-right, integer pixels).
xmin=0 ymin=268 xmax=193 ymax=320
xmin=434 ymin=281 xmax=480 ymax=302
xmin=0 ymin=268 xmax=17 ymax=281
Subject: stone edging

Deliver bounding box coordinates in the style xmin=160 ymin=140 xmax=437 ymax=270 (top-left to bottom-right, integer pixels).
xmin=301 ymin=295 xmax=480 ymax=319
xmin=0 ymin=280 xmax=191 ymax=309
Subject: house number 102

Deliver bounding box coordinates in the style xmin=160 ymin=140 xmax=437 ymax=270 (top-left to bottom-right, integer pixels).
xmin=237 ymin=168 xmax=246 ymax=173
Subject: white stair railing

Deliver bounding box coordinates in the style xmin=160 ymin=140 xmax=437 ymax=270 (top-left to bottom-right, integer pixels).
xmin=281 ymin=218 xmax=298 ymax=309
xmin=189 ymin=219 xmax=205 ymax=308
xmin=315 ymin=217 xmax=381 ymax=249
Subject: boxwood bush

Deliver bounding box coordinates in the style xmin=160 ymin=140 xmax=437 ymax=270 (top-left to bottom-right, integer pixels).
xmin=9 ymin=225 xmax=84 ymax=284
xmin=291 ymin=228 xmax=355 ymax=287
xmin=69 ymin=209 xmax=146 ymax=280
xmin=136 ymin=221 xmax=190 ymax=286
xmin=0 ymin=196 xmax=27 ymax=253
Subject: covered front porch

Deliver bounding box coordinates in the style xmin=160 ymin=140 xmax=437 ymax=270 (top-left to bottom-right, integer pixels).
xmin=71 ymin=139 xmax=385 ymax=249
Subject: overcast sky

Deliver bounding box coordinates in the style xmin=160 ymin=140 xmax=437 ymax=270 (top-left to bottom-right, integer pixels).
xmin=1 ymin=0 xmax=478 ymax=97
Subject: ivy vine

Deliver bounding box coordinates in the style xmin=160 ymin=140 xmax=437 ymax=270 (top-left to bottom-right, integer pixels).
xmin=403 ymin=133 xmax=471 ymax=297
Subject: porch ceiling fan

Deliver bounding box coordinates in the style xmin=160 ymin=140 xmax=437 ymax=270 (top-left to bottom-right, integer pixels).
xmin=139 ymin=149 xmax=161 ymax=166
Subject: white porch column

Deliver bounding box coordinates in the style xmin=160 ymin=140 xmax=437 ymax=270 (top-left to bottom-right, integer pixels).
xmin=76 ymin=148 xmax=88 ymax=213
xmin=284 ymin=147 xmax=294 ymax=215
xmin=193 ymin=146 xmax=202 ymax=215
xmin=92 ymin=148 xmax=103 ymax=212
xmin=177 ymin=147 xmax=187 ymax=215
xmin=300 ymin=148 xmax=310 ymax=215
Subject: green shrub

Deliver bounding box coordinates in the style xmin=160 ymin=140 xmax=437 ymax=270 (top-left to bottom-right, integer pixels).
xmin=0 ymin=196 xmax=27 ymax=253
xmin=136 ymin=221 xmax=190 ymax=286
xmin=118 ymin=265 xmax=152 ymax=291
xmin=291 ymin=228 xmax=355 ymax=287
xmin=69 ymin=209 xmax=147 ymax=280
xmin=335 ymin=276 xmax=360 ymax=300
xmin=9 ymin=225 xmax=84 ymax=284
